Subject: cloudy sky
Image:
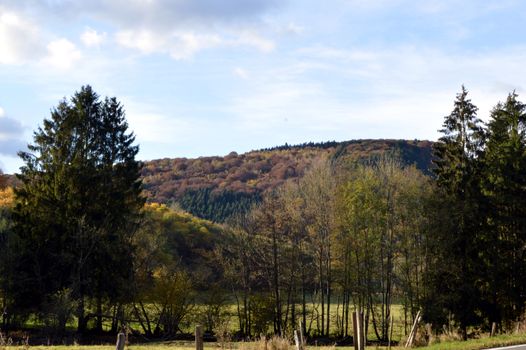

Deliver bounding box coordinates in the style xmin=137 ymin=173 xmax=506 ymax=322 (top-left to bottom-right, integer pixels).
xmin=1 ymin=0 xmax=526 ymax=173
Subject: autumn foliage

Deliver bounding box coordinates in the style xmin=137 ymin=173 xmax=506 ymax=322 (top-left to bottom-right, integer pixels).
xmin=142 ymin=139 xmax=433 ymax=221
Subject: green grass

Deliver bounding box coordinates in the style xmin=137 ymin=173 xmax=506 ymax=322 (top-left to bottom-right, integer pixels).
xmin=4 ymin=333 xmax=526 ymax=350
xmin=215 ymin=301 xmax=410 ymax=341
xmin=421 ymin=333 xmax=526 ymax=350
xmin=11 ymin=300 xmax=412 ymax=342
xmin=370 ymin=332 xmax=526 ymax=349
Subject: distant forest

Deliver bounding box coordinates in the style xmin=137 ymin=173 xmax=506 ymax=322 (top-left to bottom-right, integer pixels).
xmin=142 ymin=139 xmax=433 ymax=222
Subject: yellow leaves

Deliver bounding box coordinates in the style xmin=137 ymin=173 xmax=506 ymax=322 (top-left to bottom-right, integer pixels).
xmin=0 ymin=187 xmax=14 ymax=208
xmin=141 ymin=201 xmax=220 ymax=239
xmin=151 ymin=267 xmax=164 ymax=279
xmin=144 ymin=202 xmax=169 ymax=213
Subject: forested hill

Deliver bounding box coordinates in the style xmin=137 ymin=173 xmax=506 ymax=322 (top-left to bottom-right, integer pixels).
xmin=141 ymin=139 xmax=434 ymax=222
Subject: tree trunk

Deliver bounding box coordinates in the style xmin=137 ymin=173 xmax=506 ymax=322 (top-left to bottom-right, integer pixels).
xmin=326 ymin=238 xmax=331 ymax=337
xmin=77 ymin=295 xmax=86 ymax=334
xmin=96 ymin=294 xmax=103 ymax=333
xmin=272 ymin=231 xmax=282 ymax=335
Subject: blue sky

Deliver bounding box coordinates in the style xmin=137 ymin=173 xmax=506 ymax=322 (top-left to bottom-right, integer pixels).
xmin=1 ymin=0 xmax=526 ymax=173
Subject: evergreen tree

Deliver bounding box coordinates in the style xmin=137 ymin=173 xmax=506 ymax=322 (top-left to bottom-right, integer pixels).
xmin=12 ymin=85 xmax=143 ymax=334
xmin=428 ymin=86 xmax=484 ymax=339
xmin=480 ymin=92 xmax=526 ymax=328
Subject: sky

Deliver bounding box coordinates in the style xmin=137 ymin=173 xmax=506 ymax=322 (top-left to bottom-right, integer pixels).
xmin=1 ymin=0 xmax=526 ymax=173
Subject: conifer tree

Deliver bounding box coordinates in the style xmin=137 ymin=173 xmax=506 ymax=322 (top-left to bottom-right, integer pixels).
xmin=428 ymin=86 xmax=484 ymax=339
xmin=480 ymin=93 xmax=526 ymax=328
xmin=13 ymin=85 xmax=143 ymax=334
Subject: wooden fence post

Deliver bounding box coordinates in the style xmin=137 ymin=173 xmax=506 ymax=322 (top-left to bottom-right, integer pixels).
xmin=116 ymin=333 xmax=125 ymax=350
xmin=405 ymin=310 xmax=421 ymax=348
xmin=360 ymin=311 xmax=365 ymax=350
xmin=491 ymin=322 xmax=496 ymax=337
xmin=195 ymin=325 xmax=204 ymax=350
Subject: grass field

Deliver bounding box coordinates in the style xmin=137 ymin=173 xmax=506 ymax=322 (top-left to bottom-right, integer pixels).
xmin=197 ymin=302 xmax=412 ymax=341
xmin=4 ymin=332 xmax=526 ymax=350
xmin=21 ymin=302 xmax=412 ymax=342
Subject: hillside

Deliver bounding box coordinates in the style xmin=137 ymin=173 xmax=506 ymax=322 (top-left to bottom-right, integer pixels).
xmin=3 ymin=139 xmax=434 ymax=222
xmin=141 ymin=139 xmax=434 ymax=222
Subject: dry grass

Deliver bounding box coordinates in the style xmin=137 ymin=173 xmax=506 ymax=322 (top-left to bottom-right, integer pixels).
xmin=239 ymin=336 xmax=292 ymax=350
xmin=3 ymin=330 xmax=526 ymax=350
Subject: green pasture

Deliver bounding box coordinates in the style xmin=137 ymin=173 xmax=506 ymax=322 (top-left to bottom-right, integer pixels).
xmin=13 ymin=302 xmax=412 ymax=342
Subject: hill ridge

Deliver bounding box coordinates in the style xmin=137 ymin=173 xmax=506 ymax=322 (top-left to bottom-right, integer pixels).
xmin=141 ymin=138 xmax=434 ymax=221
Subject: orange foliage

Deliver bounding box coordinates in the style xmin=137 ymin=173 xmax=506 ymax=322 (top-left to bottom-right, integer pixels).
xmin=0 ymin=187 xmax=14 ymax=208
xmin=141 ymin=139 xmax=433 ymax=205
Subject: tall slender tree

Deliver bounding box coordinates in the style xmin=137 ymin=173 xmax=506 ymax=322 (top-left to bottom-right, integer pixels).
xmin=480 ymin=92 xmax=526 ymax=329
xmin=428 ymin=86 xmax=485 ymax=339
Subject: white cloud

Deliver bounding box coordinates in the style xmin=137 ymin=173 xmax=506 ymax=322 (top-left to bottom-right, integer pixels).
xmin=0 ymin=8 xmax=44 ymax=64
xmin=81 ymin=27 xmax=107 ymax=47
xmin=41 ymin=0 xmax=279 ymax=31
xmin=1 ymin=0 xmax=280 ymax=62
xmin=233 ymin=67 xmax=249 ymax=79
xmin=115 ymin=29 xmax=223 ymax=60
xmin=0 ymin=8 xmax=86 ymax=68
xmin=232 ymin=31 xmax=275 ymax=52
xmin=42 ymin=38 xmax=82 ymax=70
xmin=115 ymin=29 xmax=166 ymax=54
xmin=169 ymin=32 xmax=222 ymax=60
xmin=115 ymin=28 xmax=273 ymax=59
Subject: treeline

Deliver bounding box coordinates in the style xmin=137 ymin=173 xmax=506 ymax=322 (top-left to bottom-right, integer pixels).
xmin=256 ymin=140 xmax=340 ymax=151
xmin=2 ymin=85 xmax=526 ymax=344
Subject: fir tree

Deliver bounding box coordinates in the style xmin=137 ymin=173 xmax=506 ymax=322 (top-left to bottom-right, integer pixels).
xmin=480 ymin=92 xmax=526 ymax=327
xmin=428 ymin=86 xmax=485 ymax=339
xmin=13 ymin=85 xmax=143 ymax=334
